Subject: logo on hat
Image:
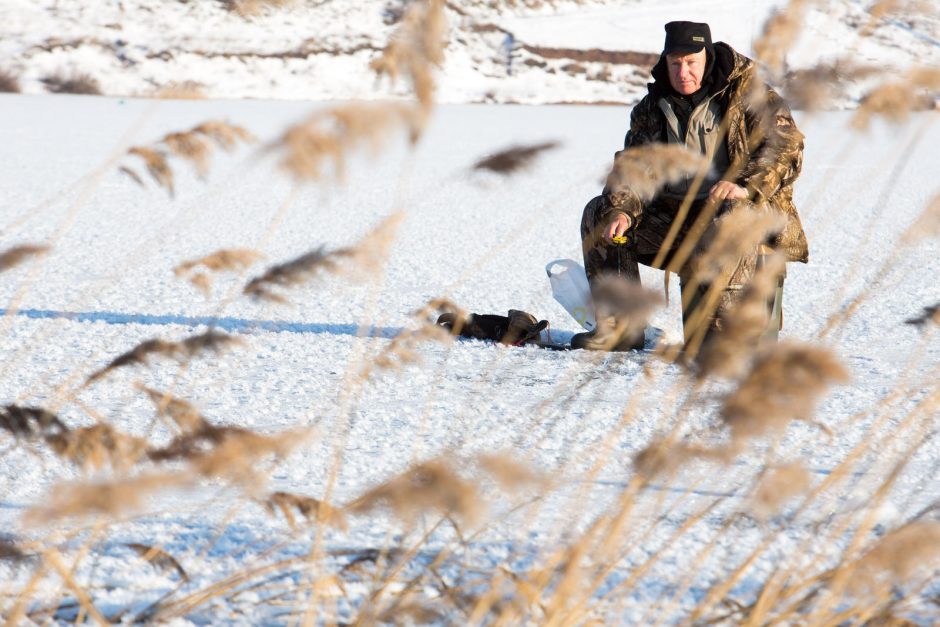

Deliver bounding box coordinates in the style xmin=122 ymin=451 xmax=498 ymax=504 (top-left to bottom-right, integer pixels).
xmin=692 ymin=36 xmax=705 ymax=42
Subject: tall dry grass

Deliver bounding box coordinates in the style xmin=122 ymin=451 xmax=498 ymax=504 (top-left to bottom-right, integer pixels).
xmin=2 ymin=0 xmax=939 ymax=624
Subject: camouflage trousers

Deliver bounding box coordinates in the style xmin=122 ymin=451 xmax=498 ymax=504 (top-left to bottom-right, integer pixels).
xmin=579 ymin=195 xmax=784 ymax=345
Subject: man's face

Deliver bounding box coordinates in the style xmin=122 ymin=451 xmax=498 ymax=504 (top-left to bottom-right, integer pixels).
xmin=667 ymin=49 xmax=707 ymax=95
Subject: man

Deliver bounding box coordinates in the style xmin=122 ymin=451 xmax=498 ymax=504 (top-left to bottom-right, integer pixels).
xmin=573 ymin=21 xmax=808 ymax=352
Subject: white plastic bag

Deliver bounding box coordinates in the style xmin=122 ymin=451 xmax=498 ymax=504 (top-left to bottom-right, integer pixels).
xmin=546 ymin=259 xmax=595 ymax=331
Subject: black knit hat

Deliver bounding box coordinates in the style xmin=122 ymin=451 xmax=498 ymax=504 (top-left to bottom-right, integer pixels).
xmin=663 ymin=21 xmax=712 ymax=56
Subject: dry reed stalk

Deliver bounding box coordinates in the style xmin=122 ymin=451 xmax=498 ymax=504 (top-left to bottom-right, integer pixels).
xmin=138 ymin=385 xmax=207 ymax=433
xmin=472 ymin=141 xmax=560 ymax=174
xmin=720 ymin=342 xmax=849 ymax=442
xmin=46 ymin=423 xmax=149 ymax=471
xmin=751 ymin=462 xmax=812 ymax=517
xmin=905 ymin=302 xmax=939 ymax=328
xmin=690 ymin=206 xmax=786 ymax=284
xmin=901 ymin=192 xmax=940 ymax=243
xmin=605 ymin=144 xmax=710 ymax=204
xmin=0 ymin=244 xmax=49 ymax=273
xmin=0 ymin=404 xmax=67 ymax=440
xmin=853 ymin=68 xmax=940 ymax=129
xmin=263 ymin=491 xmax=347 ymax=529
xmin=346 ymin=458 xmax=482 ymax=526
xmin=86 ymin=331 xmax=242 ymax=384
xmin=128 ymin=146 xmax=174 ymax=196
xmin=126 ymin=543 xmax=189 ymax=581
xmin=696 ymin=253 xmax=788 ymax=379
xmin=752 ymin=0 xmax=810 ymax=77
xmin=24 ymin=472 xmax=190 ymax=524
xmin=848 ymin=522 xmax=940 ymax=596
xmin=272 ymin=103 xmax=424 ymax=182
xmin=371 ymin=0 xmax=446 ymax=109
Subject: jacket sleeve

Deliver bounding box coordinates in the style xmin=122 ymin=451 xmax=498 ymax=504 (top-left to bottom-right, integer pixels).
xmin=601 ymin=99 xmax=659 ymax=223
xmin=739 ymin=83 xmax=804 ymax=201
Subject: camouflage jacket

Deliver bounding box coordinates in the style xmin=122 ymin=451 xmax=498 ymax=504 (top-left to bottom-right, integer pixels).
xmin=606 ymin=43 xmax=809 ymax=263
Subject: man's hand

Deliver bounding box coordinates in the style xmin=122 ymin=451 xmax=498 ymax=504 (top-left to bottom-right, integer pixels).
xmin=708 ymin=181 xmax=749 ymax=202
xmin=604 ymin=213 xmax=633 ymax=244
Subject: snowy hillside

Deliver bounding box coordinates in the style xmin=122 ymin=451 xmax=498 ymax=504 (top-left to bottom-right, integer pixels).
xmin=3 ymin=0 xmax=939 ymax=104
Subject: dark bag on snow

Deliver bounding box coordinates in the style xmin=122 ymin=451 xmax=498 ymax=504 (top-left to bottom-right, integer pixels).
xmin=437 ymin=309 xmax=548 ymax=346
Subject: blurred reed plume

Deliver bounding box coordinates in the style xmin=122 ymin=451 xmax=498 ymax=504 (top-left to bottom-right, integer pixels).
xmin=605 ymin=144 xmax=710 ymax=203
xmin=243 ymin=247 xmax=344 ymax=303
xmin=472 ymin=140 xmax=560 ymax=174
xmin=477 ymin=453 xmax=548 ymax=491
xmin=163 ymin=132 xmax=212 ymax=178
xmin=849 ymin=522 xmax=940 ymax=594
xmin=347 ymin=458 xmax=482 ymax=526
xmin=370 ymin=297 xmax=461 ymax=371
xmin=264 ymin=491 xmax=347 ymax=529
xmin=591 ymin=274 xmax=665 ymax=340
xmin=697 ymin=252 xmax=787 ymax=379
xmin=138 ymin=385 xmax=206 ymax=433
xmin=147 ymin=423 xmax=308 ymax=489
xmin=0 ymin=539 xmax=25 ymax=562
xmin=25 ymin=473 xmax=191 ymax=524
xmin=128 ymin=147 xmax=175 ymax=196
xmin=86 ymin=331 xmax=243 ymax=385
xmin=752 ymin=0 xmax=810 ymax=77
xmin=224 ymin=0 xmax=293 ymax=18
xmin=905 ymin=302 xmax=939 ymax=328
xmin=633 ymin=439 xmax=729 ymax=480
xmin=0 ymin=244 xmax=49 ymax=273
xmin=124 ymin=121 xmax=254 ymax=195
xmin=0 ymin=404 xmax=66 ymax=440
xmin=244 ymin=213 xmax=402 ymax=302
xmin=0 ymin=68 xmax=20 ymax=93
xmin=751 ymin=462 xmax=811 ymax=517
xmin=46 ymin=424 xmax=148 ymax=471
xmin=720 ymin=342 xmax=849 ymax=441
xmin=853 ymin=68 xmax=940 ymax=129
xmin=118 ymin=165 xmax=145 ymax=187
xmin=691 ymin=205 xmax=785 ymax=284
xmin=901 ymin=192 xmax=939 ymax=243
xmin=151 ymin=81 xmax=206 ymax=100
xmin=174 ymin=248 xmax=263 ymax=296
xmin=370 ymin=0 xmax=446 ymax=109
xmin=272 ymin=103 xmax=424 ymax=182
xmin=782 ymin=61 xmax=880 ymax=111
xmin=41 ymin=71 xmax=101 ymax=95
xmin=126 ymin=543 xmax=189 ymax=582
xmin=372 ymin=322 xmax=454 ymax=371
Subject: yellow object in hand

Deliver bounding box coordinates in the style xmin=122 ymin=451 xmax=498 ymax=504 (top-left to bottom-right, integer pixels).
xmin=611 ymin=235 xmax=630 ymax=245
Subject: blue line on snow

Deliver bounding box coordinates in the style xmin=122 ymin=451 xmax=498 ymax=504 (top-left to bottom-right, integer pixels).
xmin=0 ymin=308 xmax=400 ymax=338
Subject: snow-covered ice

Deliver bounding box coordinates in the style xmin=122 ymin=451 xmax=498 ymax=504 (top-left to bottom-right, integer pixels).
xmin=0 ymin=91 xmax=937 ymax=622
